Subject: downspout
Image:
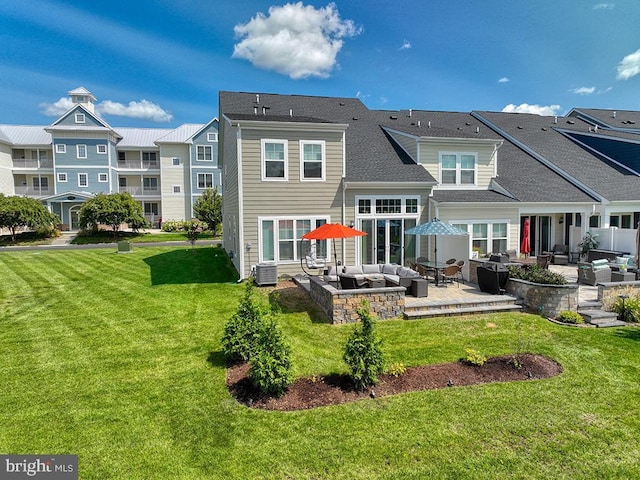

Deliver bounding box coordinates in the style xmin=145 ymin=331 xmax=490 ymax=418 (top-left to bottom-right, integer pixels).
xmin=341 ymin=130 xmax=346 ymax=266
xmin=236 ymin=126 xmax=245 ymax=279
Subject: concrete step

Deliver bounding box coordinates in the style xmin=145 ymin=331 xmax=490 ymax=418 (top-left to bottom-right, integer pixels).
xmin=579 ymin=300 xmax=602 ymax=309
xmin=578 ymin=309 xmax=625 ymax=327
xmin=405 ymin=303 xmax=523 ymax=320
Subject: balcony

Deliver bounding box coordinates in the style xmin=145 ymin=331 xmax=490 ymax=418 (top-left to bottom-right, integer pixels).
xmin=119 ymin=186 xmax=160 ymax=196
xmin=12 ymin=158 xmax=54 ymax=169
xmin=116 ymin=160 xmax=160 ymax=170
xmin=14 ymin=186 xmax=52 ymax=197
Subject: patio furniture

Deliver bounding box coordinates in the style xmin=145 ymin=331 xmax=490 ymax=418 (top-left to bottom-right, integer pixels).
xmin=419 ymin=260 xmax=448 ymax=286
xmin=364 ymin=274 xmax=386 ymax=288
xmin=410 ymin=278 xmax=429 ymax=298
xmin=586 ymin=249 xmax=625 ymax=263
xmin=543 ymin=244 xmax=569 ymax=265
xmin=477 ymin=261 xmax=508 ymax=294
xmin=536 ymin=254 xmax=551 ymax=269
xmin=455 ymin=260 xmax=465 ymax=284
xmin=339 ymin=274 xmax=369 ymax=290
xmin=577 ymin=260 xmax=611 ymax=286
xmin=439 ymin=264 xmax=461 ymax=287
xmin=612 ymin=271 xmax=635 ymax=282
xmin=504 ymin=249 xmax=517 ymax=260
xmin=445 ymin=258 xmax=457 ymax=265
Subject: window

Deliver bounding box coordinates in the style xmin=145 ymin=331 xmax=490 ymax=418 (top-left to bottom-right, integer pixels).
xmin=261 ymin=139 xmax=287 ymax=180
xmin=207 ymin=132 xmax=218 ymax=142
xmin=78 ymin=173 xmax=88 ymax=187
xmin=172 ymin=158 xmax=181 ymax=166
xmin=610 ymin=214 xmax=632 ymax=229
xmin=119 ymin=177 xmax=127 ymax=188
xmin=589 ymin=215 xmax=600 ymax=228
xmin=33 ymin=177 xmax=48 ymax=189
xmin=118 ymin=151 xmax=126 ymax=162
xmin=98 ymin=173 xmax=108 ymax=183
xmin=260 ymin=217 xmax=328 ymax=263
xmin=142 ymin=152 xmax=157 ymax=167
xmin=470 ymin=222 xmax=508 ymax=255
xmin=197 ymin=145 xmax=213 ymax=162
xmin=173 ymin=185 xmax=181 ymax=193
xmin=55 ymin=144 xmax=66 ymax=154
xmin=75 ymin=113 xmax=85 ymax=123
xmin=77 ymin=144 xmax=87 ymax=159
xmin=406 ymin=199 xmax=418 ymax=214
xmin=300 ymin=141 xmax=325 ymax=180
xmin=97 ymin=145 xmax=107 ymax=154
xmin=197 ymin=173 xmax=213 ymax=189
xmin=57 ymin=173 xmax=67 ymax=182
xmin=376 ymin=199 xmax=401 ymax=214
xmin=358 ymin=199 xmax=371 ymax=214
xmin=144 ymin=202 xmax=159 ymax=215
xmin=440 ymin=152 xmax=477 ymax=185
xmin=143 ymin=177 xmax=158 ymax=191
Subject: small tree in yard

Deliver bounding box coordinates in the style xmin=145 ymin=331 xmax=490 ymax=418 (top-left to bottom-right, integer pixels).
xmin=0 ymin=194 xmax=59 ymax=241
xmin=221 ymin=279 xmax=266 ymax=362
xmin=249 ymin=320 xmax=293 ymax=397
xmin=343 ymin=301 xmax=385 ymax=391
xmin=79 ymin=192 xmax=147 ymax=238
xmin=184 ymin=219 xmax=206 ymax=247
xmin=193 ymin=187 xmax=222 ymax=235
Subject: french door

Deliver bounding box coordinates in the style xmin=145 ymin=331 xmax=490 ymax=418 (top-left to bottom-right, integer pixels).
xmin=360 ymin=218 xmax=416 ymax=265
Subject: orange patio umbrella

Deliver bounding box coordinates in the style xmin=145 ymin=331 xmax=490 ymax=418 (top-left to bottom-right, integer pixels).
xmin=301 ymin=223 xmax=367 ymax=267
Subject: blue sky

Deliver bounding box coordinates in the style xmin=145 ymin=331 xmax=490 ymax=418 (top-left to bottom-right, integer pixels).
xmin=1 ymin=1 xmax=639 ymax=127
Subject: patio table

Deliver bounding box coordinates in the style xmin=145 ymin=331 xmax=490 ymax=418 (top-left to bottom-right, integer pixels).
xmin=419 ymin=261 xmax=448 ymax=286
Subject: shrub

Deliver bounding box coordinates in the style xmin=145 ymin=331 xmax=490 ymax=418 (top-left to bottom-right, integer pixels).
xmin=386 ymin=362 xmax=406 ymax=378
xmin=556 ymin=310 xmax=584 ymax=324
xmin=463 ymin=348 xmax=487 ymax=367
xmin=249 ymin=320 xmax=293 ymax=396
xmin=610 ymin=295 xmax=640 ymax=323
xmin=161 ymin=220 xmax=185 ymax=232
xmin=343 ymin=301 xmax=385 ymax=390
xmin=507 ymin=265 xmax=568 ymax=285
xmin=221 ymin=280 xmax=266 ymax=361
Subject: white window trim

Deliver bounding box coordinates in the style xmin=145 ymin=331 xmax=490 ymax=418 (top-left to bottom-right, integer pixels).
xmin=172 ymin=185 xmax=181 ymax=193
xmin=299 ymin=140 xmax=326 ymax=182
xmin=455 ymin=220 xmax=510 ymax=257
xmin=172 ymin=158 xmax=181 ymax=167
xmin=207 ymin=132 xmax=218 ymax=142
xmin=196 ymin=145 xmax=214 ymax=162
xmin=258 ymin=216 xmax=330 ymax=264
xmin=78 ymin=173 xmax=88 ymax=188
xmin=77 ymin=144 xmax=87 ymax=159
xmin=438 ymin=152 xmax=478 ymax=188
xmin=354 ymin=195 xmax=421 ymax=217
xmin=57 ymin=173 xmax=67 ymax=182
xmin=261 ymin=139 xmax=288 ymax=181
xmin=98 ymin=173 xmax=108 ymax=183
xmin=197 ymin=173 xmax=214 ymax=189
xmin=75 ymin=113 xmax=85 ymax=124
xmin=97 ymin=144 xmax=107 ymax=154
xmin=55 ymin=144 xmax=66 ymax=154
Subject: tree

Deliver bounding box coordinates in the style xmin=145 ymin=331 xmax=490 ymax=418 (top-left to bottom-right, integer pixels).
xmin=193 ymin=187 xmax=222 ymax=234
xmin=79 ymin=192 xmax=147 ymax=237
xmin=343 ymin=301 xmax=385 ymax=390
xmin=0 ymin=194 xmax=59 ymax=242
xmin=184 ymin=219 xmax=206 ymax=247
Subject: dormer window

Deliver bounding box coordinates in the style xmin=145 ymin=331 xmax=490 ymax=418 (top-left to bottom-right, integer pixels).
xmin=207 ymin=132 xmax=218 ymax=142
xmin=440 ymin=152 xmax=476 ymax=186
xmin=75 ymin=113 xmax=85 ymax=124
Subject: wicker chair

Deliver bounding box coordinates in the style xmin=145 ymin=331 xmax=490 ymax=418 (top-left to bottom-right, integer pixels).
xmin=536 ymin=254 xmax=551 ymax=269
xmin=455 ymin=260 xmax=465 ymax=284
xmin=439 ymin=264 xmax=461 ymax=287
xmin=339 ymin=274 xmax=369 ymax=290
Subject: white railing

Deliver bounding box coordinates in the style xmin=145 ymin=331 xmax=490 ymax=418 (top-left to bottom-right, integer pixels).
xmin=117 ymin=160 xmax=159 ymax=170
xmin=13 ymin=186 xmax=51 ymax=196
xmin=12 ymin=159 xmax=53 ymax=169
xmin=119 ymin=186 xmax=160 ymax=196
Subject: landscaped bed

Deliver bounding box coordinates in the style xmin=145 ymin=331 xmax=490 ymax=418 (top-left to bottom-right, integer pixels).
xmin=227 ymin=353 xmax=562 ymax=411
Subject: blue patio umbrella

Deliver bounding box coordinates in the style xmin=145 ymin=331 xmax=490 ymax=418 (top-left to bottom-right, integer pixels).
xmin=405 ymin=218 xmax=468 ymax=263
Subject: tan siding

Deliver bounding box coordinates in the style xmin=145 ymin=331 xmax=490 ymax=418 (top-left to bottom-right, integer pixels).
xmin=222 ymin=121 xmax=240 ymax=265
xmin=160 ymin=145 xmax=190 ymax=220
xmin=0 ymin=145 xmax=13 ymax=194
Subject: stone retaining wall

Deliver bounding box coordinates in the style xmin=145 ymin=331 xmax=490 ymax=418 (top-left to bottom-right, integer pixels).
xmin=598 ymin=280 xmax=640 ymax=306
xmin=505 ymin=278 xmax=579 ymax=318
xmin=308 ymin=276 xmax=405 ymax=324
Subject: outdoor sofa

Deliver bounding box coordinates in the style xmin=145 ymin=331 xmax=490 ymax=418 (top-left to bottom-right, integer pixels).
xmin=577 ymin=259 xmax=611 ymax=286
xmin=325 ymin=263 xmax=421 ymax=289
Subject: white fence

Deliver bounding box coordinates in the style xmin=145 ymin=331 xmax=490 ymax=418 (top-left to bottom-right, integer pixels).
xmin=570 ymin=226 xmax=637 ymax=255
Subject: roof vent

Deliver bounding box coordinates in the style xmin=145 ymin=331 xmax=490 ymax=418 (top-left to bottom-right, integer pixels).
xmin=476 ymin=126 xmax=479 ymax=134
xmin=339 ymin=102 xmax=345 ymax=106
xmin=428 ymin=121 xmax=431 ymax=128
xmin=289 ymin=109 xmax=293 ymax=117
xmin=409 ymin=109 xmax=412 ymax=117
xmin=256 ymin=94 xmax=260 ymax=104
xmin=390 ymin=115 xmax=398 ymax=120
xmin=517 ymin=126 xmax=523 ymax=129
xmin=613 ymin=111 xmax=617 ymax=118
xmin=352 ymin=117 xmax=358 ymax=121
xmin=262 ymin=106 xmax=270 ymax=115
xmin=253 ymin=106 xmax=258 ymax=115
xmin=541 ymin=127 xmax=547 ymax=131
xmin=594 ymin=125 xmax=599 ymax=132
xmin=567 ymin=120 xmax=575 ymax=124
xmin=465 ymin=122 xmax=471 ymax=126
xmin=628 ymin=120 xmax=636 ymax=125
xmin=554 ymin=116 xmax=558 ymax=124
xmin=417 ymin=120 xmax=421 ymax=127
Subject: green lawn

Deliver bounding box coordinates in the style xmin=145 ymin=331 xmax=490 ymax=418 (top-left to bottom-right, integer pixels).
xmin=70 ymin=231 xmax=217 ymax=245
xmin=0 ymin=246 xmax=639 ymax=479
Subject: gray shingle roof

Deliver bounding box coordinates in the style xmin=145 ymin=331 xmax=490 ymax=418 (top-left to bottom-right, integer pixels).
xmin=570 ymin=108 xmax=640 ymax=132
xmin=475 ymin=111 xmax=640 ymax=202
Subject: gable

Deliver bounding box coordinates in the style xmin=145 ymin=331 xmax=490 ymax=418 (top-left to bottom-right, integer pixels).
xmin=53 ymin=106 xmax=106 ymax=128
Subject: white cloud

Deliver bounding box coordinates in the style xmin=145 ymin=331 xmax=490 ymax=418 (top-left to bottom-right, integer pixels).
xmin=399 ymin=40 xmax=411 ymax=50
xmin=617 ymin=48 xmax=640 ymax=80
xmin=232 ymin=2 xmax=362 ymax=79
xmin=498 ymin=77 xmax=510 ymax=83
xmin=501 ymin=103 xmax=562 ymax=116
xmin=39 ymin=97 xmax=74 ymax=116
xmin=569 ymin=86 xmax=596 ymax=95
xmin=40 ymin=97 xmax=173 ymax=122
xmin=593 ymin=3 xmax=614 ymax=10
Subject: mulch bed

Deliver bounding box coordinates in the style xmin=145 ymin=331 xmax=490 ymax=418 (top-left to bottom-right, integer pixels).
xmin=227 ymin=354 xmax=562 ymax=411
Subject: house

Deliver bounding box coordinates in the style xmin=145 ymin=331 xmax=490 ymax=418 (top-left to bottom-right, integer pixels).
xmin=220 ymin=91 xmax=640 ymax=281
xmin=0 ymin=87 xmax=220 ymax=230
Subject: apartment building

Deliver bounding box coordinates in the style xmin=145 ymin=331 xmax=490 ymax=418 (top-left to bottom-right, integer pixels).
xmin=0 ymin=87 xmax=220 ymax=230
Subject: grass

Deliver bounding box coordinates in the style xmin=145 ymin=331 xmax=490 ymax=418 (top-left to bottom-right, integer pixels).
xmin=70 ymin=231 xmax=217 ymax=245
xmin=0 ymin=246 xmax=639 ymax=479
